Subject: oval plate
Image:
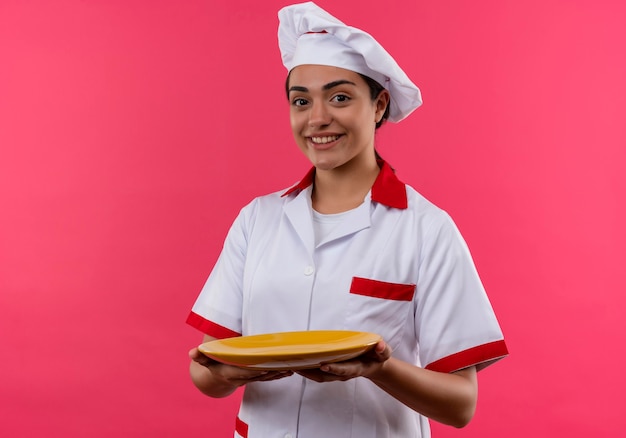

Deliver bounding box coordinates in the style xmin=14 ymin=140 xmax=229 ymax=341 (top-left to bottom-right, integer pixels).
xmin=198 ymin=330 xmax=381 ymax=370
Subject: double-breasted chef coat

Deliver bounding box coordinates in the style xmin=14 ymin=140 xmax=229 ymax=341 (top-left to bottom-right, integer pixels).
xmin=188 ymin=160 xmax=508 ymax=438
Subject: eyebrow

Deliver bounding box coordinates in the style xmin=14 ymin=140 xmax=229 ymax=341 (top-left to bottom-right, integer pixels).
xmin=288 ymin=79 xmax=357 ymax=94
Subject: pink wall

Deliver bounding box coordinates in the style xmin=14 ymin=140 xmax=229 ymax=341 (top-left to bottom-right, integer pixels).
xmin=1 ymin=1 xmax=624 ymax=436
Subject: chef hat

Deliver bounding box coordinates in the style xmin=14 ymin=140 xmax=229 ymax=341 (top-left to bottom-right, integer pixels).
xmin=278 ymin=1 xmax=422 ymax=123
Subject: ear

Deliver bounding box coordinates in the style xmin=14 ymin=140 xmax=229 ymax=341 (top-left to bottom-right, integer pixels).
xmin=374 ymin=89 xmax=390 ymax=123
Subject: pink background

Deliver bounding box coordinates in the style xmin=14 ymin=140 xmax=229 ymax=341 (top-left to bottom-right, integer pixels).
xmin=1 ymin=0 xmax=625 ymax=436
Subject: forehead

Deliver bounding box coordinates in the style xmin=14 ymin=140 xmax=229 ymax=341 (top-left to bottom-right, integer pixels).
xmin=288 ymin=65 xmax=367 ymax=89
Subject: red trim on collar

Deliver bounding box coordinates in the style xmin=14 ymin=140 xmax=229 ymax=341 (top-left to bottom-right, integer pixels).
xmin=281 ymin=166 xmax=316 ymax=197
xmin=372 ymin=160 xmax=408 ymax=209
xmin=281 ymin=160 xmax=408 ymax=209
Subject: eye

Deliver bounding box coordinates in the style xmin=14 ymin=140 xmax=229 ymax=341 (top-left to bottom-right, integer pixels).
xmin=292 ymin=97 xmax=309 ymax=107
xmin=331 ymin=94 xmax=351 ymax=103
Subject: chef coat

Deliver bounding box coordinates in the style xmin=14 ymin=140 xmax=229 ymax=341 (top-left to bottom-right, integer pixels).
xmin=187 ymin=160 xmax=508 ymax=438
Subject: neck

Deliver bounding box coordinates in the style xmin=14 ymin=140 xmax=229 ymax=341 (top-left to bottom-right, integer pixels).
xmin=312 ymin=155 xmax=380 ymax=214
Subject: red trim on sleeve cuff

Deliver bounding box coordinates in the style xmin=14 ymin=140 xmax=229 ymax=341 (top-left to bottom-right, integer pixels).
xmin=186 ymin=312 xmax=241 ymax=339
xmin=235 ymin=416 xmax=249 ymax=438
xmin=425 ymin=340 xmax=509 ymax=373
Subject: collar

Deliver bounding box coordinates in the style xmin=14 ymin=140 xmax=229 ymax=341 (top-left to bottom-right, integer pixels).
xmin=281 ymin=159 xmax=408 ymax=209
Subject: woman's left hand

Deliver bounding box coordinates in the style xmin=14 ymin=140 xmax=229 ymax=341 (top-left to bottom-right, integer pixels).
xmin=296 ymin=340 xmax=392 ymax=382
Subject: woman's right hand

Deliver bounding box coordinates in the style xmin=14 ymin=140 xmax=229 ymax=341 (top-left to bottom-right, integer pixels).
xmin=189 ymin=345 xmax=293 ymax=398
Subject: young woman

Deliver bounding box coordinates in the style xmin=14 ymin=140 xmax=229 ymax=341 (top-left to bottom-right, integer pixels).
xmin=187 ymin=3 xmax=507 ymax=437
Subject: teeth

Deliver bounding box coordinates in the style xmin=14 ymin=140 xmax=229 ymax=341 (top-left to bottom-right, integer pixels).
xmin=311 ymin=135 xmax=339 ymax=144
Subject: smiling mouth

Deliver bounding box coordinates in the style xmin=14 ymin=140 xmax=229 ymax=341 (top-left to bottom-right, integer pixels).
xmin=309 ymin=135 xmax=341 ymax=144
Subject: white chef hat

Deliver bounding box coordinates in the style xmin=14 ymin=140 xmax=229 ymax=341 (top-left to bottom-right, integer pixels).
xmin=278 ymin=1 xmax=422 ymax=123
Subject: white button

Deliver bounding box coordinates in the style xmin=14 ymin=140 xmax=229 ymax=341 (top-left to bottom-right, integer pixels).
xmin=303 ymin=265 xmax=314 ymax=276
xmin=285 ymin=434 xmax=293 ymax=438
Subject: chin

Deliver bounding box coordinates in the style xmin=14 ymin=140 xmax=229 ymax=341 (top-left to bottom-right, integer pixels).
xmin=310 ymin=159 xmax=340 ymax=171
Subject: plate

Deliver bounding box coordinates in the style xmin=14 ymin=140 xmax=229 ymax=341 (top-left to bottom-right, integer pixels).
xmin=198 ymin=330 xmax=381 ymax=370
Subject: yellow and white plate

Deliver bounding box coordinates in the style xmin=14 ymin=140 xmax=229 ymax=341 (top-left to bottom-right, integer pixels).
xmin=198 ymin=330 xmax=381 ymax=370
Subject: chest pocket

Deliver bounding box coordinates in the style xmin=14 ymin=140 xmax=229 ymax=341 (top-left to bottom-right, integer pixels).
xmin=344 ymin=277 xmax=416 ymax=348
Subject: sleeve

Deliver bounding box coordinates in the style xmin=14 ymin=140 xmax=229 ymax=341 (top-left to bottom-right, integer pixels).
xmin=415 ymin=211 xmax=508 ymax=373
xmin=186 ymin=205 xmax=252 ymax=339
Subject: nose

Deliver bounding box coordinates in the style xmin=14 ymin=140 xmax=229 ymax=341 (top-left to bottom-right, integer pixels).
xmin=308 ymin=101 xmax=332 ymax=128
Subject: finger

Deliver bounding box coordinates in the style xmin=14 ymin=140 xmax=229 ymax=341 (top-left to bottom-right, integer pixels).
xmin=315 ymin=365 xmax=354 ymax=382
xmin=234 ymin=370 xmax=289 ymax=384
xmin=375 ymin=340 xmax=387 ymax=353
xmin=256 ymin=370 xmax=294 ymax=381
xmin=371 ymin=340 xmax=392 ymax=361
xmin=189 ymin=348 xmax=214 ymax=366
xmin=321 ymin=363 xmax=352 ymax=376
xmin=296 ymin=369 xmax=329 ymax=382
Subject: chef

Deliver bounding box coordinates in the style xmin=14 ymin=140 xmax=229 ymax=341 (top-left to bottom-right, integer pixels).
xmin=187 ymin=2 xmax=508 ymax=437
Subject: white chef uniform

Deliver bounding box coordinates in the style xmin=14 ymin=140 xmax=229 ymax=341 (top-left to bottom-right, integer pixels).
xmin=188 ymin=3 xmax=508 ymax=436
xmin=187 ymin=160 xmax=508 ymax=438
